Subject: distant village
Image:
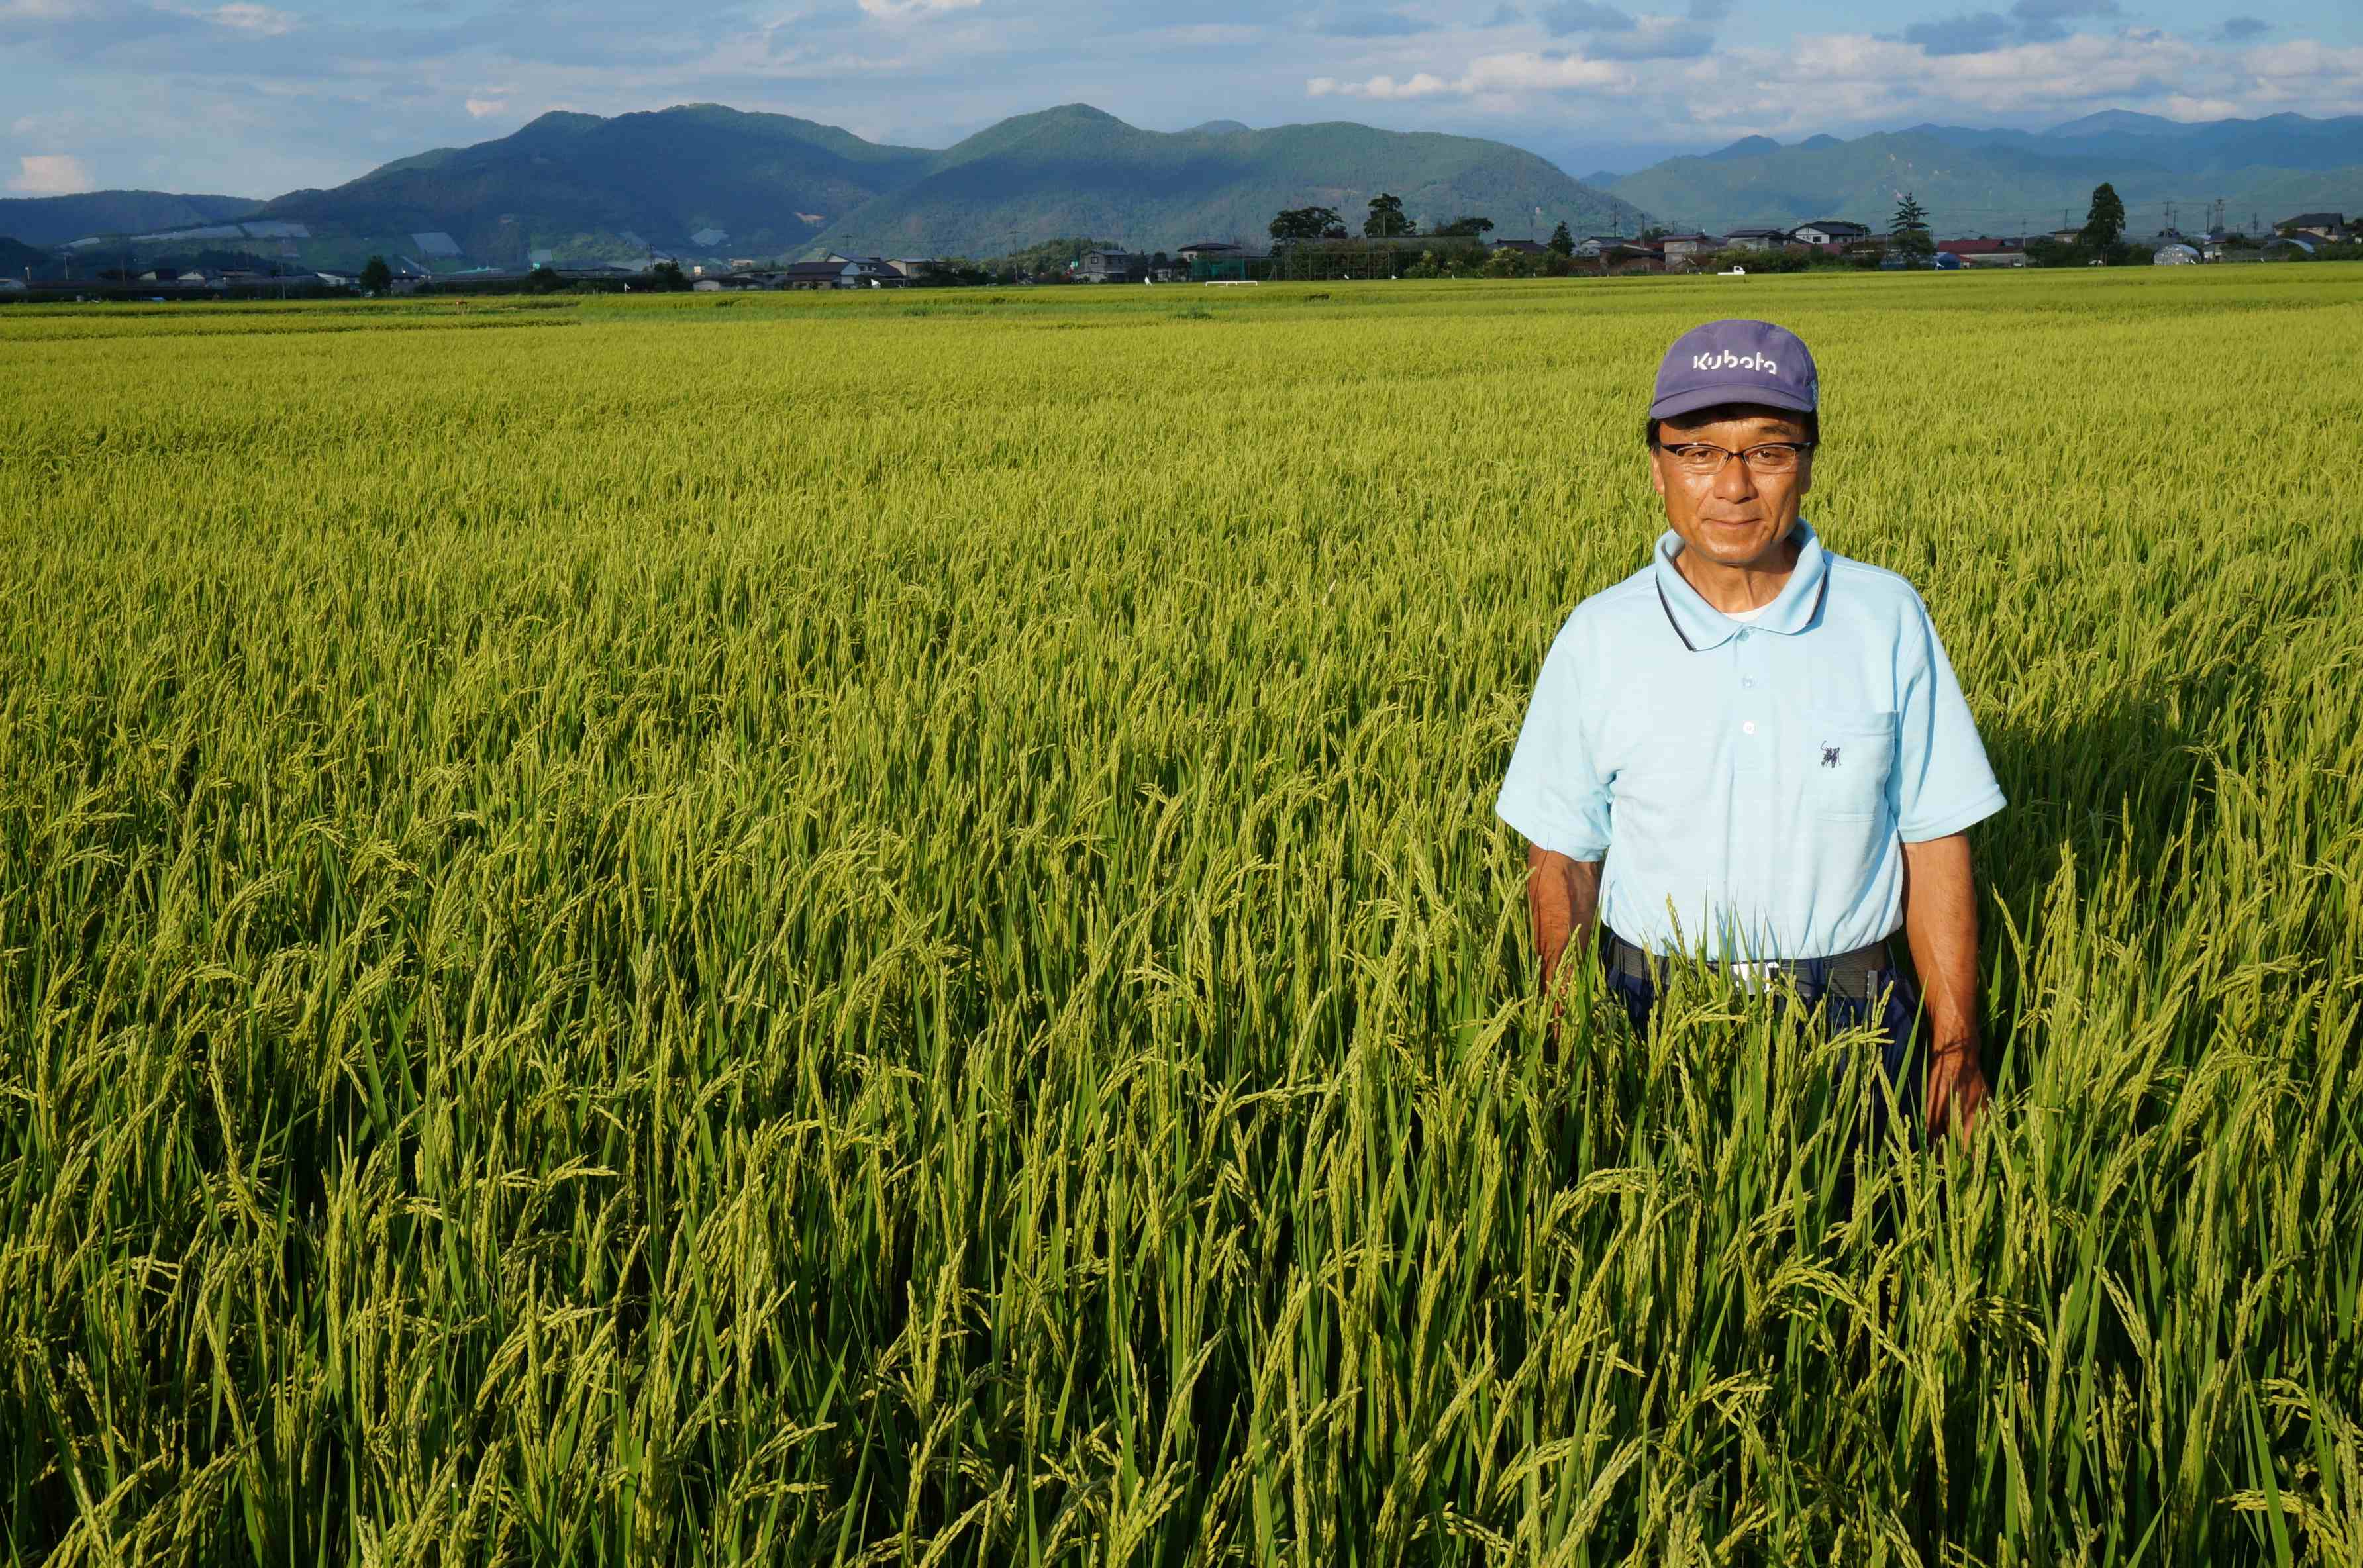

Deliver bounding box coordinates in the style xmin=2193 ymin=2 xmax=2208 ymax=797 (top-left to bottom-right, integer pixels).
xmin=3 ymin=203 xmax=2352 ymax=302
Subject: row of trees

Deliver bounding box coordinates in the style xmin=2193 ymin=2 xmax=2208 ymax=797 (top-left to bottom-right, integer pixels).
xmin=1268 ymin=195 xmax=1580 ymax=248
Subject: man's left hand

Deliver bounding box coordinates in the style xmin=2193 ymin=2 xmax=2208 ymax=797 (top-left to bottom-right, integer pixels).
xmin=1925 ymin=1044 xmax=1987 ymax=1148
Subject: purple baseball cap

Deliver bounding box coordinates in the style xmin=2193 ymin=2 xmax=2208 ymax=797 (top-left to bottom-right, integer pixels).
xmin=1649 ymin=318 xmax=1819 ymax=421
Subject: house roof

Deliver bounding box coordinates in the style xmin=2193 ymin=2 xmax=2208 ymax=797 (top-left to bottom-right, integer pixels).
xmin=1938 ymin=238 xmax=2017 ymax=254
xmin=1725 ymin=227 xmax=1789 ymax=238
xmin=1491 ymin=238 xmax=1548 ymax=252
xmin=2280 ymin=212 xmax=2345 ymax=228
xmin=1793 ymin=219 xmax=1869 ymax=234
xmin=783 ymin=261 xmax=849 ymax=276
xmin=1177 ymin=240 xmax=1238 ymax=252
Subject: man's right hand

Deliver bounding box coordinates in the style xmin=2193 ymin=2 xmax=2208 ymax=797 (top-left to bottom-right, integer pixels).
xmin=1526 ymin=845 xmax=1602 ymax=1010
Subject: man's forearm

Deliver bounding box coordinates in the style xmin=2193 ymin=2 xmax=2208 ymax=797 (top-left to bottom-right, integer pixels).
xmin=1899 ymin=832 xmax=1980 ymax=1048
xmin=1527 ymin=846 xmax=1602 ymax=1000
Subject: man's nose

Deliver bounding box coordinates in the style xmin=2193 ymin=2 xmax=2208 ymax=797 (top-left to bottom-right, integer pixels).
xmin=1713 ymin=452 xmax=1758 ymax=500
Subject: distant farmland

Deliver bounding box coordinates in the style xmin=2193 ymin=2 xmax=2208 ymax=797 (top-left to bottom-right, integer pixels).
xmin=4 ymin=268 xmax=2359 ymax=1563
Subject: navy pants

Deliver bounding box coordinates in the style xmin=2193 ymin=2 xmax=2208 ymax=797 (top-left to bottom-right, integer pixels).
xmin=1602 ymin=944 xmax=1926 ymax=1152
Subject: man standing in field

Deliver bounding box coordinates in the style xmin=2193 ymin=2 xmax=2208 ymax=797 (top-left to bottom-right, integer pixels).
xmin=1497 ymin=319 xmax=2003 ymax=1144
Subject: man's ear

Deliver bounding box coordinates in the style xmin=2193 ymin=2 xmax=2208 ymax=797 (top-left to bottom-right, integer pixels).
xmin=1648 ymin=448 xmax=1668 ymax=501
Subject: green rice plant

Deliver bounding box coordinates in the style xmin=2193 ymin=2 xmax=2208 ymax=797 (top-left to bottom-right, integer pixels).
xmin=1 ymin=266 xmax=2359 ymax=1565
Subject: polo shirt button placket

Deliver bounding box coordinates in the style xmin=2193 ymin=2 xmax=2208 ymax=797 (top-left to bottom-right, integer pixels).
xmin=1735 ymin=629 xmax=1759 ymax=734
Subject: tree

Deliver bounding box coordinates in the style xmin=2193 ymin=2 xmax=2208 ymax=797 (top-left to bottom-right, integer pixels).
xmin=1269 ymin=206 xmax=1343 ymax=242
xmin=527 ymin=265 xmax=564 ymax=293
xmin=2082 ymin=183 xmax=2127 ymax=257
xmin=1364 ymin=193 xmax=1415 ymax=238
xmin=1485 ymin=245 xmax=1534 ymax=278
xmin=1433 ymin=215 xmax=1495 ymax=238
xmin=1548 ymin=221 xmax=1576 ymax=257
xmin=1891 ymin=192 xmax=1935 ymax=264
xmin=649 ymin=260 xmax=688 ymax=291
xmin=359 ymin=256 xmax=392 ymax=293
xmin=2023 ymin=235 xmax=2075 ymax=268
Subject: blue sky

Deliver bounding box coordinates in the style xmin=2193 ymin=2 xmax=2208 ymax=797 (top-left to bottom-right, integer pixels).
xmin=3 ymin=0 xmax=2358 ymax=197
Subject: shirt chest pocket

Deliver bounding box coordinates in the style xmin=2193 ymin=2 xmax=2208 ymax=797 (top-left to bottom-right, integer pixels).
xmin=1803 ymin=708 xmax=1897 ymax=820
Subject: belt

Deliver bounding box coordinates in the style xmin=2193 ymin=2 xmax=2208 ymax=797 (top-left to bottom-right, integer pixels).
xmin=1603 ymin=932 xmax=1898 ymax=1002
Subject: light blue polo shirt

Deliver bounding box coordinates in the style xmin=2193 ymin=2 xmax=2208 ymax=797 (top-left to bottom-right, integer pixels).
xmin=1496 ymin=521 xmax=2005 ymax=961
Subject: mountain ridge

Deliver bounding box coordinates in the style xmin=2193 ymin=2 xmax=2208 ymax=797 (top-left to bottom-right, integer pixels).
xmin=0 ymin=191 xmax=261 ymax=248
xmin=11 ymin=106 xmax=2361 ymax=264
xmin=1610 ymin=112 xmax=2363 ymax=232
xmin=808 ymin=107 xmax=1645 ymax=258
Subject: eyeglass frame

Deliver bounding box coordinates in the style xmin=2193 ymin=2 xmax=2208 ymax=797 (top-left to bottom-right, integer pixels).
xmin=1650 ymin=438 xmax=1818 ymax=476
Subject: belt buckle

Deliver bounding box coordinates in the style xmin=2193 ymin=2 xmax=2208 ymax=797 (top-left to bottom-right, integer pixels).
xmin=1724 ymin=959 xmax=1779 ymax=994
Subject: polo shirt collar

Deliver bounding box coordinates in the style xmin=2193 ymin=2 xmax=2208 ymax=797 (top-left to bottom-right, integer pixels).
xmin=1652 ymin=520 xmax=1829 ymax=652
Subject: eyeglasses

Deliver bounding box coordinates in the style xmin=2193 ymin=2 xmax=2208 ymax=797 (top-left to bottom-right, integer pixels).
xmin=1653 ymin=440 xmax=1816 ymax=477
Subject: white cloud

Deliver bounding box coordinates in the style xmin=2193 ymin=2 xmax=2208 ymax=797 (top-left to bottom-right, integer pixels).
xmin=1311 ymin=50 xmax=1625 ymax=99
xmin=1460 ymin=50 xmax=1627 ymax=91
xmin=10 ymin=153 xmax=93 ymax=193
xmin=465 ymin=97 xmax=507 ymax=117
xmin=205 ymin=3 xmax=294 ymax=33
xmin=1309 ymin=70 xmax=1453 ymax=98
xmin=856 ymin=0 xmax=980 ymax=16
xmin=1324 ymin=24 xmax=2363 ymax=136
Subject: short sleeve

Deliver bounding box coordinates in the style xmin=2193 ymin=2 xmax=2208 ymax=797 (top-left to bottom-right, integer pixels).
xmin=1496 ymin=627 xmax=1613 ymax=859
xmin=1892 ymin=599 xmax=2006 ymax=842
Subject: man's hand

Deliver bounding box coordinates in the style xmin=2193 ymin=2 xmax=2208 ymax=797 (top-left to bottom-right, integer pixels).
xmin=1924 ymin=1041 xmax=1988 ymax=1146
xmin=1526 ymin=845 xmax=1601 ymax=1012
xmin=1900 ymin=832 xmax=1987 ymax=1149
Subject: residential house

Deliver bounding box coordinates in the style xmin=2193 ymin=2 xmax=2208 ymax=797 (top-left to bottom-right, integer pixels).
xmin=779 ymin=258 xmax=905 ymax=289
xmin=1722 ymin=227 xmax=1791 ymax=252
xmin=1176 ymin=241 xmax=1240 ymax=262
xmin=1079 ymin=249 xmax=1145 ymax=282
xmin=1787 ymin=219 xmax=1870 ymax=246
xmin=1936 ymin=238 xmax=2025 ymax=268
xmin=1489 ymin=238 xmax=1548 ymax=256
xmin=2277 ymin=212 xmax=2346 ymax=241
xmin=1599 ymin=242 xmax=1664 ymax=275
xmin=1659 ymin=233 xmax=1724 ymax=268
xmin=1576 ymin=236 xmax=1629 ymax=258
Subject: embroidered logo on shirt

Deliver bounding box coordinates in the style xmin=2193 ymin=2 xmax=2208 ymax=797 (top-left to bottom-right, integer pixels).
xmin=1821 ymin=746 xmax=1841 ymax=769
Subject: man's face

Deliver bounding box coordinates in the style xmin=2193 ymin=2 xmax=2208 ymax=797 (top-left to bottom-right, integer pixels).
xmin=1649 ymin=403 xmax=1815 ymax=572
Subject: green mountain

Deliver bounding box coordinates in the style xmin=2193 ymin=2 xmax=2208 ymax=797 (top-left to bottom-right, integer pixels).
xmin=1 ymin=236 xmax=50 ymax=275
xmin=810 ymin=105 xmax=1646 ymax=258
xmin=195 ymin=101 xmax=1642 ymax=267
xmin=1612 ymin=115 xmax=2363 ymax=235
xmin=253 ymin=104 xmax=936 ymax=266
xmin=0 ymin=191 xmax=258 ymax=248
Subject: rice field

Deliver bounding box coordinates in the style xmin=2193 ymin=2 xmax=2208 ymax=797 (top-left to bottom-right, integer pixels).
xmin=3 ymin=266 xmax=2360 ymax=1565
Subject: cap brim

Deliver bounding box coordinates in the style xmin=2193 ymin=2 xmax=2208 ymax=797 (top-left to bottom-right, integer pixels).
xmin=1648 ymin=383 xmax=1815 ymax=420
